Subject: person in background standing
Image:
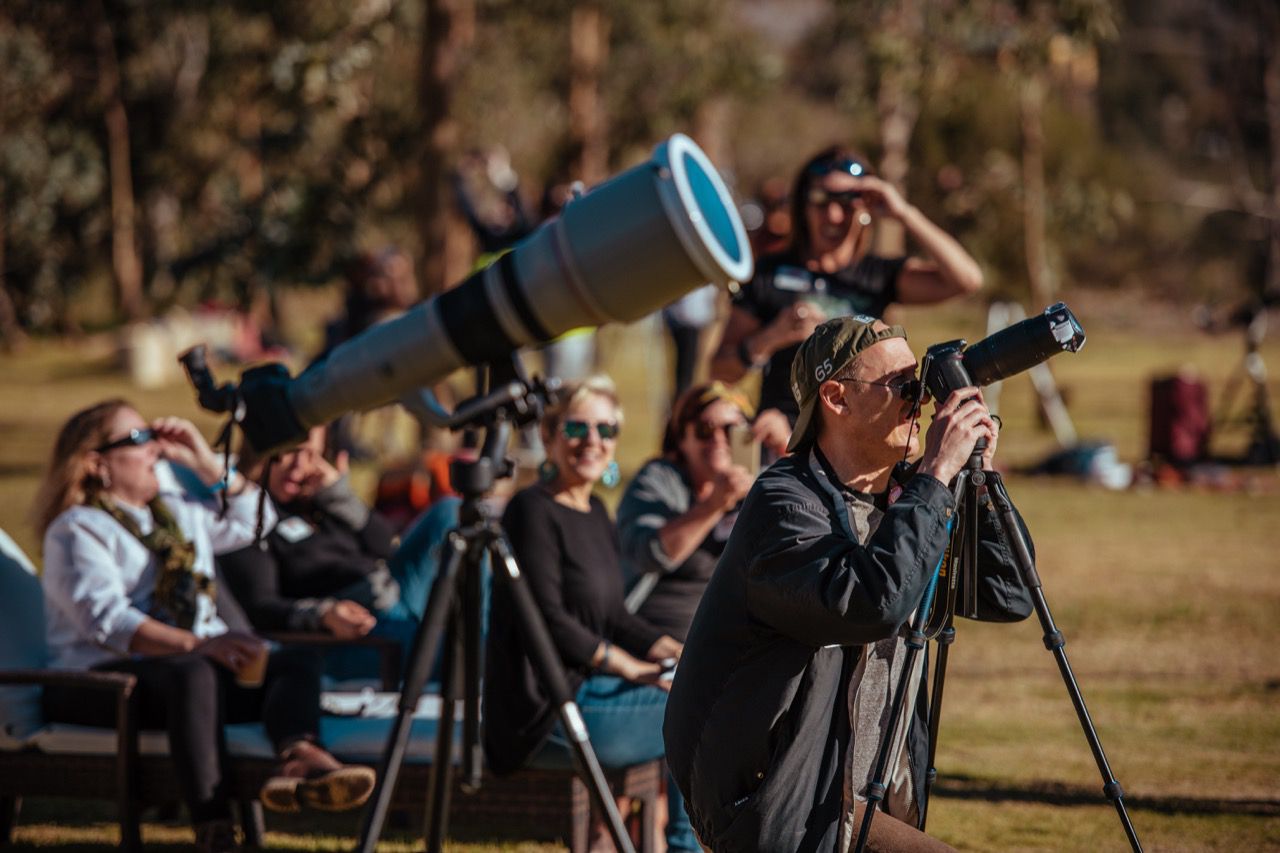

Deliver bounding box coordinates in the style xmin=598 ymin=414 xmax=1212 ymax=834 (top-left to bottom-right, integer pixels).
xmin=711 ymin=145 xmax=984 ymax=459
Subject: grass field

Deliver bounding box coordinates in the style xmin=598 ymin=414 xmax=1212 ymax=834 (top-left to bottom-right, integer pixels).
xmin=1 ymin=295 xmax=1279 ymax=851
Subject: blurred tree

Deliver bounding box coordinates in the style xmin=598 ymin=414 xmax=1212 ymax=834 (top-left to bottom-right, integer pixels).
xmin=0 ymin=8 xmax=108 ymax=333
xmin=1104 ymin=0 xmax=1280 ymax=303
xmin=997 ymin=0 xmax=1118 ymax=306
xmin=2 ymin=0 xmax=1273 ymax=341
xmin=569 ymin=2 xmax=609 ymax=185
xmin=418 ymin=0 xmax=474 ymax=296
xmin=92 ymin=0 xmax=146 ymax=321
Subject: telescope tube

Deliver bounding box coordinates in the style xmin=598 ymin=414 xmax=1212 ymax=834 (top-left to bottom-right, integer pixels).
xmin=285 ymin=134 xmax=752 ymax=436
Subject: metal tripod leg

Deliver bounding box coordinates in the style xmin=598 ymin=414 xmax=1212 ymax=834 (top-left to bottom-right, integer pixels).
xmin=919 ymin=620 xmax=954 ymax=831
xmin=462 ymin=538 xmax=485 ymax=791
xmin=423 ymin=537 xmax=487 ymax=850
xmin=921 ymin=468 xmax=981 ymax=829
xmin=488 ymin=536 xmax=637 ymax=853
xmin=985 ymin=472 xmax=1143 ymax=852
xmin=424 ymin=607 xmax=461 ymax=851
xmin=355 ymin=528 xmax=470 ymax=853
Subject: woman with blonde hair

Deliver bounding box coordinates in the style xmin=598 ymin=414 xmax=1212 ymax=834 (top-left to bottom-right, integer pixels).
xmin=34 ymin=399 xmax=374 ymax=853
xmin=483 ymin=376 xmax=699 ymax=851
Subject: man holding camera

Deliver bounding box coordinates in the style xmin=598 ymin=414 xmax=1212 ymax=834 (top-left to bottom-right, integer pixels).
xmin=664 ymin=316 xmax=1033 ymax=852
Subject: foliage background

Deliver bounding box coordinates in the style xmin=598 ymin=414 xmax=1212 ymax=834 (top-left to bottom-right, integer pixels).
xmin=2 ymin=0 xmax=1278 ymax=339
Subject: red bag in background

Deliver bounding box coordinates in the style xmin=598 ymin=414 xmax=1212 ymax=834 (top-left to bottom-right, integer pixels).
xmin=1148 ymin=374 xmax=1210 ymax=468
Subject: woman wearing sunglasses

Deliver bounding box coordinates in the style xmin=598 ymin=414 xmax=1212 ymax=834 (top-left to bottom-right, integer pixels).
xmin=711 ymin=144 xmax=984 ymax=460
xmin=616 ymin=382 xmax=756 ymax=642
xmin=33 ymin=400 xmax=374 ymax=853
xmin=483 ymin=376 xmax=698 ymax=851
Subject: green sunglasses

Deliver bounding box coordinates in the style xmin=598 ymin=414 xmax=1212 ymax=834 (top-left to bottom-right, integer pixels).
xmin=563 ymin=420 xmax=620 ymax=441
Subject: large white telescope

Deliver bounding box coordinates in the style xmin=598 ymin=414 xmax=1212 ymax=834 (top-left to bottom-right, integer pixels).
xmin=208 ymin=134 xmax=753 ymax=452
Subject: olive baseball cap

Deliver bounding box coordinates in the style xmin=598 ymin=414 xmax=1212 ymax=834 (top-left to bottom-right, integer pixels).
xmin=786 ymin=315 xmax=907 ymax=453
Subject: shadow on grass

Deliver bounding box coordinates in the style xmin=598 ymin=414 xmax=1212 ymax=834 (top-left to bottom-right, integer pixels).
xmin=8 ymin=797 xmax=564 ymax=851
xmin=0 ymin=461 xmax=43 ymax=477
xmin=936 ymin=775 xmax=1280 ymax=816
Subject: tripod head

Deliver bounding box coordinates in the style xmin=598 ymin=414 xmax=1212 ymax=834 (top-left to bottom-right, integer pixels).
xmin=418 ymin=356 xmax=561 ymax=502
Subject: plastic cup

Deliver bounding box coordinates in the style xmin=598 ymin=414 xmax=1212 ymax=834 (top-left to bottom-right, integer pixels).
xmin=235 ymin=639 xmax=270 ymax=688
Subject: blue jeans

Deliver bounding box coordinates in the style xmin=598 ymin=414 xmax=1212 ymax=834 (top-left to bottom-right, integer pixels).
xmin=324 ymin=497 xmax=491 ymax=686
xmin=530 ymin=675 xmax=699 ymax=852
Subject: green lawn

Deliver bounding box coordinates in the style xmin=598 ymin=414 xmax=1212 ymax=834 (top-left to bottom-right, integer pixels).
xmin=2 ymin=295 xmax=1279 ymax=850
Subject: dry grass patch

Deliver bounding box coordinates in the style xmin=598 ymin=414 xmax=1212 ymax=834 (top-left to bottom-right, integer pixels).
xmin=2 ymin=300 xmax=1279 ymax=850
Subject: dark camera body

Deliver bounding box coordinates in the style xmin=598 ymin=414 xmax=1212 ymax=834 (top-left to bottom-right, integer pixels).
xmin=921 ymin=302 xmax=1086 ymax=403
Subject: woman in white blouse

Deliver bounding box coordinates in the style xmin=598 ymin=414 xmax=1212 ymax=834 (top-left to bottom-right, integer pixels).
xmin=33 ymin=399 xmax=374 ymax=853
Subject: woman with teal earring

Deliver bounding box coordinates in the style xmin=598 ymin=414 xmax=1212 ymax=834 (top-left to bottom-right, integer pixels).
xmin=484 ymin=375 xmax=700 ymax=851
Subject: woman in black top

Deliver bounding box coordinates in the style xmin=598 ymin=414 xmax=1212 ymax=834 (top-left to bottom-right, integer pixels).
xmin=617 ymin=382 xmax=756 ymax=641
xmin=483 ymin=376 xmax=698 ymax=851
xmin=711 ymin=145 xmax=985 ymax=458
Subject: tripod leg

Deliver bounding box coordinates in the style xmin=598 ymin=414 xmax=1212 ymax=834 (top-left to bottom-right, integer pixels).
xmin=356 ymin=529 xmax=469 ymax=853
xmin=462 ymin=542 xmax=485 ymax=791
xmin=425 ymin=610 xmax=461 ymax=853
xmin=985 ymin=473 xmax=1143 ymax=852
xmin=919 ymin=622 xmax=954 ymax=832
xmin=920 ymin=472 xmax=980 ymax=827
xmin=487 ymin=537 xmax=637 ymax=853
xmin=853 ymin=624 xmax=929 ymax=853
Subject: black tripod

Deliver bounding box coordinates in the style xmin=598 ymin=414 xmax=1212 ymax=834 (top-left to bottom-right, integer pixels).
xmin=354 ymin=377 xmax=637 ymax=853
xmin=854 ymin=450 xmax=1143 ymax=853
xmin=1213 ymin=307 xmax=1280 ymax=465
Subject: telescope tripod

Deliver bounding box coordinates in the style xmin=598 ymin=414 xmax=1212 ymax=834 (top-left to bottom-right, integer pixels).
xmin=1214 ymin=308 xmax=1280 ymax=465
xmin=354 ymin=408 xmax=637 ymax=853
xmin=854 ymin=455 xmax=1142 ymax=853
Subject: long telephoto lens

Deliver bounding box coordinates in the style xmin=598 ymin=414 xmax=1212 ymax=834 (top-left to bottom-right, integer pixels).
xmin=961 ymin=302 xmax=1085 ymax=388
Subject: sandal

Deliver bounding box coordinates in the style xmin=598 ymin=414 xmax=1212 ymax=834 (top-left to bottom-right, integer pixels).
xmin=258 ymin=774 xmax=302 ymax=814
xmin=259 ymin=741 xmax=375 ymax=813
xmin=297 ymin=765 xmax=377 ymax=812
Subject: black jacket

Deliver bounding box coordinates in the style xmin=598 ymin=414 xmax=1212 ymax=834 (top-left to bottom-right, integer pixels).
xmin=663 ymin=449 xmax=1032 ymax=852
xmin=217 ymin=479 xmax=399 ymax=632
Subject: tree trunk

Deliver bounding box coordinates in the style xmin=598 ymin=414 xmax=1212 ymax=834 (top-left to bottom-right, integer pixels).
xmin=873 ymin=0 xmax=923 ymax=258
xmin=1263 ymin=9 xmax=1280 ymax=301
xmin=694 ymin=96 xmax=734 ymax=177
xmin=1021 ymin=74 xmax=1055 ymax=306
xmin=417 ymin=0 xmax=475 ymax=296
xmin=0 ymin=171 xmax=27 ymax=352
xmin=569 ymin=3 xmax=610 ymax=186
xmin=94 ymin=1 xmax=145 ymax=322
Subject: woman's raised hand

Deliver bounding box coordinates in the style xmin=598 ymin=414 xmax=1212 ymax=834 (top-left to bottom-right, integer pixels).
xmin=151 ymin=417 xmax=223 ymax=485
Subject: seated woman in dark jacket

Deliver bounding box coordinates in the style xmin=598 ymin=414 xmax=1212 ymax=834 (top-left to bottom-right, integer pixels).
xmin=217 ymin=425 xmax=460 ymax=683
xmin=617 ymin=381 xmax=756 ymax=640
xmin=483 ymin=376 xmax=698 ymax=851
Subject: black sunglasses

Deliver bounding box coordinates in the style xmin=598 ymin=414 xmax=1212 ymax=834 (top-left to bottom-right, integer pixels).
xmin=563 ymin=420 xmax=620 ymax=441
xmin=806 ymin=187 xmax=862 ymax=208
xmin=691 ymin=421 xmax=741 ymax=442
xmin=95 ymin=427 xmax=155 ymax=453
xmin=838 ymin=377 xmax=930 ymax=405
xmin=807 ymin=157 xmax=867 ymax=179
